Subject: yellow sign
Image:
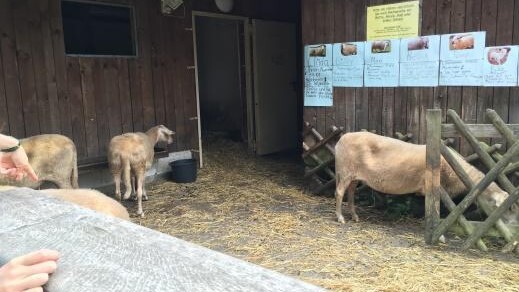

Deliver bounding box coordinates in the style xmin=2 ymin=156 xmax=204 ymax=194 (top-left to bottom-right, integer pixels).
xmin=366 ymin=1 xmax=420 ymax=40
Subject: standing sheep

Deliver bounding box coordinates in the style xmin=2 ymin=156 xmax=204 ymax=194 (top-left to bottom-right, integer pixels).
xmin=334 ymin=132 xmax=519 ymax=224
xmin=0 ymin=134 xmax=78 ymax=189
xmin=108 ymin=125 xmax=175 ymax=217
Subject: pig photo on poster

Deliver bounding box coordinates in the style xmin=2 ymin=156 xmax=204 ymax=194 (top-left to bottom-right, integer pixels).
xmin=483 ymin=46 xmax=519 ymax=87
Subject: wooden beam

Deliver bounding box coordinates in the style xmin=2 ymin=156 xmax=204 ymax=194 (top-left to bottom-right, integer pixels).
xmin=425 ymin=109 xmax=441 ymax=244
xmin=441 ymin=124 xmax=519 ymax=138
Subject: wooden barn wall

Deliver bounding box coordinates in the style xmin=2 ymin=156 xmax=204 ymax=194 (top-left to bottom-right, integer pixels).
xmin=0 ymin=0 xmax=300 ymax=164
xmin=301 ymin=0 xmax=519 ymax=151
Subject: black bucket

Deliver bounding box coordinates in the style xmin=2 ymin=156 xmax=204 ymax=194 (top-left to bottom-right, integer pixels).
xmin=169 ymin=159 xmax=197 ymax=183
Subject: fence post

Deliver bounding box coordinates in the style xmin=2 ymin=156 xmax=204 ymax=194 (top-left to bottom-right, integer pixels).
xmin=425 ymin=109 xmax=441 ymax=244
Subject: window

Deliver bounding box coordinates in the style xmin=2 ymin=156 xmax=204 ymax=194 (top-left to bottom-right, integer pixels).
xmin=61 ymin=0 xmax=136 ymax=56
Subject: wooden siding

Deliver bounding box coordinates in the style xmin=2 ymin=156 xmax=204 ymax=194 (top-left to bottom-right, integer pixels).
xmin=302 ymin=0 xmax=519 ymax=152
xmin=0 ymin=0 xmax=300 ymax=164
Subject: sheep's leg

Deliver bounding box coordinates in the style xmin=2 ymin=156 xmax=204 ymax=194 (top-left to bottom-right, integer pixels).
xmin=335 ymin=175 xmax=351 ymax=224
xmin=347 ymin=181 xmax=359 ymax=222
xmin=113 ymin=171 xmax=122 ymax=201
xmin=135 ymin=170 xmax=145 ymax=217
xmin=142 ymin=180 xmax=148 ymax=201
xmin=130 ymin=174 xmax=136 ymax=200
xmin=122 ymin=161 xmax=132 ymax=200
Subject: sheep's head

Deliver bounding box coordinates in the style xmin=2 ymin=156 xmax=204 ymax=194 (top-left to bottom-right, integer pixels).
xmin=157 ymin=125 xmax=175 ymax=144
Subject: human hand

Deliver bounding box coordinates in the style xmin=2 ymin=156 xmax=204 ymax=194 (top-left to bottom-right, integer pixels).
xmin=0 ymin=146 xmax=38 ymax=181
xmin=0 ymin=249 xmax=60 ymax=292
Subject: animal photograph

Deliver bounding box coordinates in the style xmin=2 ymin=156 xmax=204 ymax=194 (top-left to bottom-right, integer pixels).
xmin=487 ymin=47 xmax=511 ymax=65
xmin=407 ymin=36 xmax=429 ymax=51
xmin=371 ymin=40 xmax=391 ymax=53
xmin=449 ymin=33 xmax=474 ymax=50
xmin=340 ymin=43 xmax=357 ymax=56
xmin=309 ymin=44 xmax=326 ymax=57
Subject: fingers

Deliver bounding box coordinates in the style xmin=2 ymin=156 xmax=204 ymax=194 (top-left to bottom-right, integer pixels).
xmin=22 ymin=261 xmax=57 ymax=277
xmin=16 ymin=273 xmax=49 ymax=291
xmin=10 ymin=250 xmax=60 ymax=266
xmin=23 ymin=165 xmax=39 ymax=182
xmin=24 ymin=288 xmax=43 ymax=292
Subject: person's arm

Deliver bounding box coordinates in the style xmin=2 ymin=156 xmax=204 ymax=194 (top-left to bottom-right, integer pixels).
xmin=0 ymin=134 xmax=38 ymax=181
xmin=0 ymin=249 xmax=60 ymax=292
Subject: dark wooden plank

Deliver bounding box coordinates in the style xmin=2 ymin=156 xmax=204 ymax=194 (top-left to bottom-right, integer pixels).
xmin=301 ymin=0 xmax=317 ymax=128
xmin=510 ymin=0 xmax=519 ymax=125
xmin=149 ymin=2 xmax=166 ymax=127
xmin=79 ymin=58 xmax=100 ymax=158
xmin=323 ymin=0 xmax=335 ymax=134
xmin=492 ymin=0 xmax=514 ymax=127
xmin=313 ymin=0 xmax=327 ymax=136
xmin=104 ymin=59 xmax=123 ymax=139
xmin=382 ymin=87 xmax=394 ymax=137
xmin=28 ymin=2 xmax=53 ymax=135
xmin=38 ymin=0 xmax=60 ymax=133
xmin=117 ymin=59 xmax=134 ymax=133
xmin=0 ymin=47 xmax=7 ymax=133
xmin=0 ymin=1 xmax=25 ymax=137
xmin=0 ymin=189 xmax=324 ymax=292
xmin=355 ymin=88 xmax=369 ymax=131
xmin=13 ymin=0 xmax=40 ymax=136
xmin=342 ymin=0 xmax=356 ymax=132
xmin=393 ymin=87 xmax=407 ymax=136
xmin=94 ymin=59 xmax=110 ymax=155
xmin=128 ymin=58 xmax=144 ymax=133
xmin=66 ymin=57 xmax=87 ymax=158
xmin=134 ymin=0 xmax=156 ymax=130
xmin=333 ymin=0 xmax=346 ymax=131
xmin=172 ymin=17 xmax=187 ymax=151
xmin=49 ymin=0 xmax=72 ymax=138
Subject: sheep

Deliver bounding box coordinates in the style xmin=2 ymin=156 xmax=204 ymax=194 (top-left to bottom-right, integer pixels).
xmin=108 ymin=125 xmax=175 ymax=217
xmin=0 ymin=186 xmax=129 ymax=220
xmin=0 ymin=134 xmax=78 ymax=189
xmin=309 ymin=45 xmax=326 ymax=57
xmin=371 ymin=40 xmax=390 ymax=53
xmin=334 ymin=132 xmax=519 ymax=224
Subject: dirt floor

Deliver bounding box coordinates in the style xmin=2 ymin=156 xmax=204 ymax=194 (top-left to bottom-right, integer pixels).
xmin=125 ymin=136 xmax=519 ymax=292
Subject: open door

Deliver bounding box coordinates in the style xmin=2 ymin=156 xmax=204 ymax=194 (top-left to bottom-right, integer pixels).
xmin=252 ymin=19 xmax=298 ymax=155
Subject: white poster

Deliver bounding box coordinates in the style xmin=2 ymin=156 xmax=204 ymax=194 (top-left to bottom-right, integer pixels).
xmin=364 ymin=39 xmax=400 ymax=87
xmin=332 ymin=42 xmax=364 ymax=87
xmin=483 ymin=46 xmax=519 ymax=87
xmin=304 ymin=66 xmax=333 ymax=107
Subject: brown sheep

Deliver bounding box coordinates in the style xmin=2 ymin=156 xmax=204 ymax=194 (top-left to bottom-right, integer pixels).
xmin=334 ymin=132 xmax=519 ymax=224
xmin=0 ymin=134 xmax=78 ymax=189
xmin=0 ymin=186 xmax=129 ymax=220
xmin=108 ymin=125 xmax=175 ymax=217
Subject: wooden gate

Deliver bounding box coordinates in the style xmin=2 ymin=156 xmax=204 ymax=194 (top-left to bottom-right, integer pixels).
xmin=425 ymin=109 xmax=519 ymax=253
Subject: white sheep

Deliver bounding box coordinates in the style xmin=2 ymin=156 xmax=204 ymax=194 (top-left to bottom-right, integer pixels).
xmin=0 ymin=134 xmax=78 ymax=189
xmin=108 ymin=125 xmax=175 ymax=217
xmin=334 ymin=132 xmax=519 ymax=224
xmin=0 ymin=186 xmax=129 ymax=220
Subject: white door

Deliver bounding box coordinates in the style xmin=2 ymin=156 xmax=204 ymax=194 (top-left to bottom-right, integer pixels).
xmin=252 ymin=20 xmax=298 ymax=155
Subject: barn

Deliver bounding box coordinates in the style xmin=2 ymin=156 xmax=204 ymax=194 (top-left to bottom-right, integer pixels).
xmin=1 ymin=0 xmax=519 ymax=291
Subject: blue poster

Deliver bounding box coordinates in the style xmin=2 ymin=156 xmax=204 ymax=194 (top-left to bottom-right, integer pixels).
xmin=483 ymin=46 xmax=519 ymax=87
xmin=364 ymin=39 xmax=400 ymax=87
xmin=332 ymin=42 xmax=364 ymax=87
xmin=304 ymin=66 xmax=333 ymax=106
xmin=439 ymin=59 xmax=483 ymax=86
xmin=399 ymin=35 xmax=440 ymax=87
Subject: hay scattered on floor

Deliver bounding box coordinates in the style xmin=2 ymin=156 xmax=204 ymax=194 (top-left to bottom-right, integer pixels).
xmin=125 ymin=136 xmax=519 ymax=292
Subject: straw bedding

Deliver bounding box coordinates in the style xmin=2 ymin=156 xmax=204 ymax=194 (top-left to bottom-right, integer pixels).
xmin=125 ymin=136 xmax=519 ymax=292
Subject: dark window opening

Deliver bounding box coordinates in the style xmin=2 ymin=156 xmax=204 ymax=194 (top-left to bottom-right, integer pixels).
xmin=61 ymin=0 xmax=136 ymax=56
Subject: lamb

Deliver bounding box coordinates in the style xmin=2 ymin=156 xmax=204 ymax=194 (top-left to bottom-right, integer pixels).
xmin=334 ymin=132 xmax=519 ymax=224
xmin=0 ymin=134 xmax=78 ymax=189
xmin=340 ymin=43 xmax=357 ymax=56
xmin=108 ymin=125 xmax=175 ymax=217
xmin=450 ymin=34 xmax=474 ymax=50
xmin=0 ymin=186 xmax=129 ymax=220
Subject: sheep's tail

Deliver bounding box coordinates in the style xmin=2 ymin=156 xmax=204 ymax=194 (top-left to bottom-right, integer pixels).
xmin=122 ymin=157 xmax=131 ymax=189
xmin=71 ymin=144 xmax=79 ymax=188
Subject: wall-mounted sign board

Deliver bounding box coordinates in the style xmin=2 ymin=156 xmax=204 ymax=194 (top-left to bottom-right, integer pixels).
xmin=366 ymin=1 xmax=420 ymax=41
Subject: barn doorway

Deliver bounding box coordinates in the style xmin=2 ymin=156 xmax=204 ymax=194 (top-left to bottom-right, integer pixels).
xmin=192 ymin=12 xmax=298 ymax=166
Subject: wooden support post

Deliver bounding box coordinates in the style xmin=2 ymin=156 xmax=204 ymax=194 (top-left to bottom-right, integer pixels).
xmin=464 ymin=143 xmax=502 ymax=163
xmin=486 ymin=109 xmax=517 ymax=145
xmin=439 ymin=187 xmax=488 ymax=251
xmin=425 ymin=109 xmax=441 ymax=244
xmin=431 ymin=141 xmax=519 ymax=244
xmin=304 ymin=158 xmax=334 ymax=178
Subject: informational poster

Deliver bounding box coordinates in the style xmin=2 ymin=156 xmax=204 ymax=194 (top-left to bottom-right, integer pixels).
xmin=364 ymin=39 xmax=400 ymax=87
xmin=304 ymin=44 xmax=333 ymax=106
xmin=332 ymin=42 xmax=365 ymax=87
xmin=366 ymin=1 xmax=420 ymax=40
xmin=439 ymin=31 xmax=486 ymax=86
xmin=483 ymin=46 xmax=519 ymax=87
xmin=399 ymin=35 xmax=440 ymax=87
